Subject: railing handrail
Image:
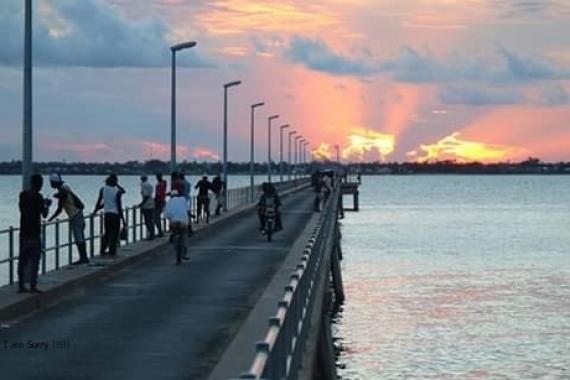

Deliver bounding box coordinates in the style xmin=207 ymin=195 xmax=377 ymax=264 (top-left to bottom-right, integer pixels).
xmin=0 ymin=177 xmax=310 ymax=286
xmin=234 ymin=180 xmax=341 ymax=379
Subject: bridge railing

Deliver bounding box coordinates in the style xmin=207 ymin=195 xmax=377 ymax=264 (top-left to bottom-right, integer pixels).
xmin=0 ymin=177 xmax=310 ymax=287
xmin=233 ymin=182 xmax=340 ymax=380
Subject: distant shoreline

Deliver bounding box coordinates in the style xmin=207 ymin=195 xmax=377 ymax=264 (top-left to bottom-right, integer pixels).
xmin=0 ymin=158 xmax=568 ymax=175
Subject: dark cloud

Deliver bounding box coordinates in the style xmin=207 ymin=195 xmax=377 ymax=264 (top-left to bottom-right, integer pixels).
xmin=0 ymin=0 xmax=216 ymax=68
xmin=283 ymin=36 xmax=570 ymax=82
xmin=439 ymin=85 xmax=527 ymax=106
xmin=284 ymin=36 xmax=377 ymax=76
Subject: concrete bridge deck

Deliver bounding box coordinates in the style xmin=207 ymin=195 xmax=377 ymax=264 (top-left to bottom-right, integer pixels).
xmin=0 ymin=189 xmax=315 ymax=380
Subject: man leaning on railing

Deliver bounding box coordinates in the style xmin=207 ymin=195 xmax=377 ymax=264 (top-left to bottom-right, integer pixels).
xmin=48 ymin=174 xmax=90 ymax=265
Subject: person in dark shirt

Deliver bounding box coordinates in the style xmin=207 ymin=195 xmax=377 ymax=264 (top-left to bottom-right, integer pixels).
xmin=194 ymin=174 xmax=212 ymax=223
xmin=18 ymin=174 xmax=51 ymax=293
xmin=211 ymin=174 xmax=224 ymax=216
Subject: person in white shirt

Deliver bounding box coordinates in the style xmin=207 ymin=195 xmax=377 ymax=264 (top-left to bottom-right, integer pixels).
xmin=93 ymin=174 xmax=125 ymax=256
xmin=138 ymin=175 xmax=155 ymax=240
xmin=164 ymin=190 xmax=189 ymax=264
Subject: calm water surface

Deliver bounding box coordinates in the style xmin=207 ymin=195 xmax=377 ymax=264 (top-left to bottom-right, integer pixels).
xmin=335 ymin=176 xmax=570 ymax=379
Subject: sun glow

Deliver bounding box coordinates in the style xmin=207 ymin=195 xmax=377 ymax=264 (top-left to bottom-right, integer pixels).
xmin=407 ymin=132 xmax=528 ymax=163
xmin=342 ymin=128 xmax=395 ymax=161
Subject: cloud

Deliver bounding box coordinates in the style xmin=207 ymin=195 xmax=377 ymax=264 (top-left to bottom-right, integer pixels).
xmin=191 ymin=147 xmax=219 ymax=161
xmin=0 ymin=0 xmax=216 ymax=68
xmin=341 ymin=128 xmax=395 ymax=162
xmin=284 ymin=36 xmax=377 ymax=76
xmin=407 ymin=132 xmax=529 ymax=163
xmin=282 ymin=37 xmax=570 ymax=82
xmin=439 ymin=85 xmax=527 ymax=106
xmin=539 ymin=84 xmax=570 ymax=106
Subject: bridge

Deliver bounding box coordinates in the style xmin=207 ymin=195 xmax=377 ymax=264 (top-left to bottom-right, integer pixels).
xmin=0 ymin=177 xmax=358 ymax=379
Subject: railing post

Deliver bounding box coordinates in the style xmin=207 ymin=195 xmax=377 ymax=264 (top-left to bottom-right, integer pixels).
xmin=68 ymin=219 xmax=73 ymax=265
xmin=124 ymin=208 xmax=130 ymax=244
xmin=9 ymin=226 xmax=14 ymax=285
xmin=41 ymin=224 xmax=47 ymax=275
xmin=55 ymin=220 xmax=60 ymax=270
xmin=89 ymin=214 xmax=95 ymax=258
xmin=132 ymin=207 xmax=137 ymax=242
xmin=139 ymin=207 xmax=144 ymax=239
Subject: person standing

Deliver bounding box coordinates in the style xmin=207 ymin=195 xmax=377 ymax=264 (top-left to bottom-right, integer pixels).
xmin=93 ymin=174 xmax=125 ymax=256
xmin=180 ymin=172 xmax=194 ymax=236
xmin=312 ymin=171 xmax=323 ymax=212
xmin=154 ymin=172 xmax=167 ymax=238
xmin=138 ymin=175 xmax=155 ymax=241
xmin=18 ymin=174 xmax=51 ymax=293
xmin=195 ymin=174 xmax=212 ymax=224
xmin=47 ymin=174 xmax=89 ymax=265
xmin=211 ymin=174 xmax=224 ymax=216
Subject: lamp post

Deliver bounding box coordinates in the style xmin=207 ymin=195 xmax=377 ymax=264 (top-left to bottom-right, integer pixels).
xmin=170 ymin=40 xmax=197 ymax=172
xmin=288 ymin=130 xmax=297 ymax=181
xmin=294 ymin=135 xmax=302 ymax=179
xmin=334 ymin=144 xmax=340 ymax=162
xmin=279 ymin=124 xmax=290 ymax=182
xmin=305 ymin=141 xmax=310 ymax=174
xmin=267 ymin=115 xmax=279 ymax=182
xmin=250 ymin=102 xmax=264 ymax=202
xmin=222 ymin=80 xmax=242 ymax=211
xmin=299 ymin=139 xmax=306 ymax=176
xmin=22 ymin=0 xmax=32 ymax=190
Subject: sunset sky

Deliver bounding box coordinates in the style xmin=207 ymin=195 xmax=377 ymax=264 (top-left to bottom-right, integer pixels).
xmin=1 ymin=0 xmax=569 ymax=163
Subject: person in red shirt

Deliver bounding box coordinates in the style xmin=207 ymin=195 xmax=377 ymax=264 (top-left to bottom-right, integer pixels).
xmin=154 ymin=172 xmax=167 ymax=238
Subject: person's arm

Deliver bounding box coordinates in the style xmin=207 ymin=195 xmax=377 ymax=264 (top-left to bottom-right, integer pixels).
xmin=93 ymin=188 xmax=103 ymax=214
xmin=48 ymin=189 xmax=66 ymax=221
xmin=40 ymin=195 xmax=50 ymax=219
xmin=117 ymin=184 xmax=126 ymax=194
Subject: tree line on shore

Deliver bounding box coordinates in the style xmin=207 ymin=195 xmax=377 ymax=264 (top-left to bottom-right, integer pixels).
xmin=0 ymin=157 xmax=568 ymax=175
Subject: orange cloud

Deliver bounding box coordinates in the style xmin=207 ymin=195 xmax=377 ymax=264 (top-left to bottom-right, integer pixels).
xmin=194 ymin=1 xmax=337 ymax=35
xmin=141 ymin=141 xmax=189 ymax=159
xmin=342 ymin=128 xmax=395 ymax=162
xmin=312 ymin=142 xmax=334 ymax=160
xmin=192 ymin=147 xmax=220 ymax=161
xmin=407 ymin=132 xmax=529 ymax=163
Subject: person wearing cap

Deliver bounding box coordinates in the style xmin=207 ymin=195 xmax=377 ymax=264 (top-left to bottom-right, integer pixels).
xmin=194 ymin=174 xmax=212 ymax=223
xmin=138 ymin=174 xmax=155 ymax=241
xmin=93 ymin=174 xmax=126 ymax=256
xmin=48 ymin=174 xmax=89 ymax=265
xmin=164 ymin=189 xmax=190 ymax=264
xmin=179 ymin=172 xmax=194 ymax=237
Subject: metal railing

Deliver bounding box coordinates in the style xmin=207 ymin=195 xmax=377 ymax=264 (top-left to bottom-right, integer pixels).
xmin=0 ymin=178 xmax=310 ymax=287
xmin=233 ymin=182 xmax=340 ymax=380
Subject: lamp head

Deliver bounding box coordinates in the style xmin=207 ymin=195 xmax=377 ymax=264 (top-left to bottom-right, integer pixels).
xmin=171 ymin=41 xmax=197 ymax=52
xmin=252 ymin=102 xmax=265 ymax=108
xmin=280 ymin=124 xmax=290 ymax=130
xmin=269 ymin=115 xmax=279 ymax=121
xmin=224 ymin=80 xmax=242 ymax=88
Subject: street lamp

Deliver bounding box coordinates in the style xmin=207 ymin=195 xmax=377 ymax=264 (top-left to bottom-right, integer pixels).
xmin=250 ymin=102 xmax=264 ymax=202
xmin=267 ymin=115 xmax=279 ymax=182
xmin=294 ymin=135 xmax=302 ymax=179
xmin=222 ymin=80 xmax=242 ymax=211
xmin=299 ymin=139 xmax=306 ymax=177
xmin=170 ymin=40 xmax=197 ymax=172
xmin=305 ymin=141 xmax=310 ymax=172
xmin=288 ymin=130 xmax=297 ymax=181
xmin=22 ymin=0 xmax=32 ymax=190
xmin=279 ymin=124 xmax=290 ymax=182
xmin=334 ymin=144 xmax=340 ymax=163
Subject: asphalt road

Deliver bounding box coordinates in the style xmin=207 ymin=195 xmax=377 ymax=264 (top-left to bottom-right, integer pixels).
xmin=0 ymin=189 xmax=314 ymax=380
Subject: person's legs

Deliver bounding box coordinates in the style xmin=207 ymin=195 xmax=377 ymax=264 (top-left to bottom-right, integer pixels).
xmin=71 ymin=213 xmax=89 ymax=264
xmin=28 ymin=237 xmax=42 ymax=291
xmin=143 ymin=209 xmax=155 ymax=239
xmin=17 ymin=238 xmax=32 ymax=291
xmin=205 ymin=198 xmax=210 ymax=223
xmin=196 ymin=199 xmax=203 ymax=223
xmin=313 ymin=193 xmax=320 ymax=211
xmin=100 ymin=213 xmax=111 ymax=255
xmin=154 ymin=204 xmax=164 ymax=237
xmin=107 ymin=213 xmax=120 ymax=256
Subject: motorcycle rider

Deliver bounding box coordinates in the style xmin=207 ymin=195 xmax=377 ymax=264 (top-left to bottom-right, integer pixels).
xmin=257 ymin=182 xmax=282 ymax=235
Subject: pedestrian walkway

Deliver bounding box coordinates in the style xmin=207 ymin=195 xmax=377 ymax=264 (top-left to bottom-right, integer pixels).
xmin=0 ymin=189 xmax=314 ymax=380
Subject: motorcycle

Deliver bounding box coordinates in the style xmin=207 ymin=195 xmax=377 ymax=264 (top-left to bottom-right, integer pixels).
xmin=263 ymin=198 xmax=276 ymax=242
